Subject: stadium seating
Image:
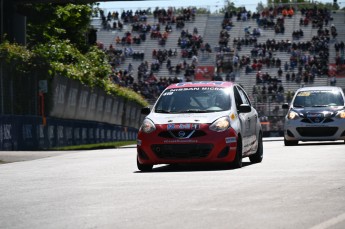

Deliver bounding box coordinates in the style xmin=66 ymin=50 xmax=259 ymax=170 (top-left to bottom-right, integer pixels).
xmin=92 ymin=7 xmax=345 ymax=101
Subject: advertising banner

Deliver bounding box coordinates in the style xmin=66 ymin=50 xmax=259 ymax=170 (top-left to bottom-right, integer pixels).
xmin=194 ymin=66 xmax=215 ymax=81
xmin=329 ymin=64 xmax=345 ymax=77
xmin=0 ymin=115 xmax=138 ymax=150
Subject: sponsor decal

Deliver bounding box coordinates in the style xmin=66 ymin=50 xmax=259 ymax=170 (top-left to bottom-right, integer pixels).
xmin=297 ymin=92 xmax=311 ymax=96
xmin=201 ymin=87 xmax=222 ymax=90
xmin=307 ymin=113 xmax=323 ymax=118
xmin=175 ymin=81 xmax=223 ymax=87
xmin=243 ymin=136 xmax=256 ymax=149
xmin=179 ymin=124 xmax=191 ymax=129
xmin=170 ymin=88 xmax=200 ymax=92
xmin=192 ymin=124 xmax=200 ymax=129
xmin=162 ymin=92 xmax=174 ymax=96
xmin=167 ymin=124 xmax=175 ymax=130
xmin=163 ymin=139 xmax=198 ymax=143
xmin=225 ymin=137 xmax=236 ymax=143
xmin=167 ymin=123 xmax=200 ymax=130
xmin=169 ymin=87 xmax=224 ymax=92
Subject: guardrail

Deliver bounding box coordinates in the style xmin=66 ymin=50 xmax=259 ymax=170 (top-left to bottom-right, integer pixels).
xmin=0 ymin=115 xmax=138 ymax=150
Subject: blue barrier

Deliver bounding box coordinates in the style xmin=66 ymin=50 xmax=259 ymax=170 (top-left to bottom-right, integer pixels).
xmin=0 ymin=115 xmax=138 ymax=150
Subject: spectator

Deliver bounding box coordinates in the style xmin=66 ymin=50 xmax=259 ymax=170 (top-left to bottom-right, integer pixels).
xmin=330 ymin=76 xmax=337 ymax=86
xmin=278 ymin=67 xmax=283 ymax=77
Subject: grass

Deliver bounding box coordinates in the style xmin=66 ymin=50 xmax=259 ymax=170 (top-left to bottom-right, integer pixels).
xmin=51 ymin=141 xmax=136 ymax=150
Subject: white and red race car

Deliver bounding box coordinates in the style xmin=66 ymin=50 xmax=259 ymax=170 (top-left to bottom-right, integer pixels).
xmin=137 ymin=81 xmax=263 ymax=171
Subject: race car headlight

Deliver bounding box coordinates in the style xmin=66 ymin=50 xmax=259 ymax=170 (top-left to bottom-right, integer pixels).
xmin=209 ymin=116 xmax=230 ymax=132
xmin=140 ymin=119 xmax=156 ymax=133
xmin=287 ymin=111 xmax=299 ymax=120
xmin=336 ymin=110 xmax=345 ymax=119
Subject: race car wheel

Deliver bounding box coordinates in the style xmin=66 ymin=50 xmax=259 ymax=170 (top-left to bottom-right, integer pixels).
xmin=137 ymin=156 xmax=153 ymax=172
xmin=284 ymin=137 xmax=298 ymax=146
xmin=249 ymin=133 xmax=263 ymax=163
xmin=231 ymin=137 xmax=243 ymax=169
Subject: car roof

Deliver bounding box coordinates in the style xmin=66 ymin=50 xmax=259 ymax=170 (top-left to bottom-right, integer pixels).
xmin=296 ymin=86 xmax=343 ymax=92
xmin=166 ymin=81 xmax=235 ymax=89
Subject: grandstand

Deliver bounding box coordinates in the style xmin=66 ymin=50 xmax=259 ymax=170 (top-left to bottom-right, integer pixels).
xmin=92 ymin=6 xmax=345 ymax=104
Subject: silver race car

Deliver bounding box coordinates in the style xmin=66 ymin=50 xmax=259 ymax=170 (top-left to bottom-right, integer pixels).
xmin=282 ymin=86 xmax=345 ymax=146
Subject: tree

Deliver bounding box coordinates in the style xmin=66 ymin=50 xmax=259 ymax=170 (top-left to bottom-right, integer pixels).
xmin=219 ymin=1 xmax=238 ymax=14
xmin=18 ymin=3 xmax=93 ymax=52
xmin=0 ymin=2 xmax=149 ymax=109
xmin=256 ymin=1 xmax=265 ymax=12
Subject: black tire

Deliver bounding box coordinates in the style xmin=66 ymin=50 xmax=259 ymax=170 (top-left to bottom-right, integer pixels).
xmin=249 ymin=133 xmax=263 ymax=163
xmin=137 ymin=156 xmax=153 ymax=172
xmin=231 ymin=138 xmax=243 ymax=169
xmin=284 ymin=137 xmax=298 ymax=146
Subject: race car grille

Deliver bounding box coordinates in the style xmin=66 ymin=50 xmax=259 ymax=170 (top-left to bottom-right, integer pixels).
xmin=301 ymin=118 xmax=334 ymax=123
xmin=151 ymin=144 xmax=213 ymax=159
xmin=296 ymin=127 xmax=338 ymax=137
xmin=322 ymin=118 xmax=334 ymax=123
xmin=158 ymin=130 xmax=206 ymax=139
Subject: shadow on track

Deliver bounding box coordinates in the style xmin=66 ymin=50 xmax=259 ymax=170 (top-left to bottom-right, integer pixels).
xmin=134 ymin=161 xmax=254 ymax=173
xmin=291 ymin=141 xmax=345 ymax=146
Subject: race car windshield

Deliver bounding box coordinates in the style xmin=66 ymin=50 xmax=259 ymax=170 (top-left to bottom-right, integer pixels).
xmin=293 ymin=90 xmax=344 ymax=108
xmin=154 ymin=87 xmax=231 ymax=113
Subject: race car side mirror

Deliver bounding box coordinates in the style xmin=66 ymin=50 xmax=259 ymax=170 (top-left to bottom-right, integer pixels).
xmin=141 ymin=107 xmax=151 ymax=115
xmin=238 ymin=104 xmax=251 ymax=113
xmin=282 ymin=103 xmax=289 ymax=109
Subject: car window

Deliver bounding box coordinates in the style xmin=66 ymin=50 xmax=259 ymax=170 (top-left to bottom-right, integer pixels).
xmin=154 ymin=87 xmax=231 ymax=113
xmin=293 ymin=90 xmax=344 ymax=107
xmin=233 ymin=87 xmax=242 ymax=109
xmin=237 ymin=86 xmax=251 ymax=106
xmin=233 ymin=86 xmax=251 ymax=110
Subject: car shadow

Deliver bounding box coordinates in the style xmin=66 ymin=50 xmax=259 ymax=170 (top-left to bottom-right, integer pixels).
xmin=135 ymin=161 xmax=253 ymax=173
xmin=294 ymin=141 xmax=345 ymax=146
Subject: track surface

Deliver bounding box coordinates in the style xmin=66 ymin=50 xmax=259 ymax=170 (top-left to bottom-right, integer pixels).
xmin=0 ymin=140 xmax=344 ymax=229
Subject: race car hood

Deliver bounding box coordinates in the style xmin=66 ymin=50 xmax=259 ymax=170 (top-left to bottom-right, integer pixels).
xmin=146 ymin=112 xmax=229 ymax=125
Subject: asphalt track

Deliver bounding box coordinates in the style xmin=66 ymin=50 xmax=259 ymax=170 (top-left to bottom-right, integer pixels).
xmin=0 ymin=137 xmax=282 ymax=164
xmin=0 ymin=138 xmax=344 ymax=229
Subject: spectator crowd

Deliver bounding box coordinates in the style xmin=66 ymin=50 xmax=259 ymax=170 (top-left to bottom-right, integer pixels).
xmin=95 ymin=4 xmax=342 ymax=106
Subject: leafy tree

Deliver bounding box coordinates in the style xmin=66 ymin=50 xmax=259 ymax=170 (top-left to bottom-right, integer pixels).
xmin=256 ymin=2 xmax=265 ymax=12
xmin=219 ymin=1 xmax=238 ymax=14
xmin=1 ymin=2 xmax=149 ymax=109
xmin=18 ymin=3 xmax=93 ymax=52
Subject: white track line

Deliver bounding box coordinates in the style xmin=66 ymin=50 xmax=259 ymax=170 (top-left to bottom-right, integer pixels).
xmin=309 ymin=212 xmax=345 ymax=229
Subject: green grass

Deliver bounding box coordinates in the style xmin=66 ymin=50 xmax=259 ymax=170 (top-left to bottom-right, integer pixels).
xmin=51 ymin=141 xmax=136 ymax=150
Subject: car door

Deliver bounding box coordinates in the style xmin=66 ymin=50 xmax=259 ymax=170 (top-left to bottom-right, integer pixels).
xmin=234 ymin=86 xmax=257 ymax=155
xmin=233 ymin=86 xmax=250 ymax=155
